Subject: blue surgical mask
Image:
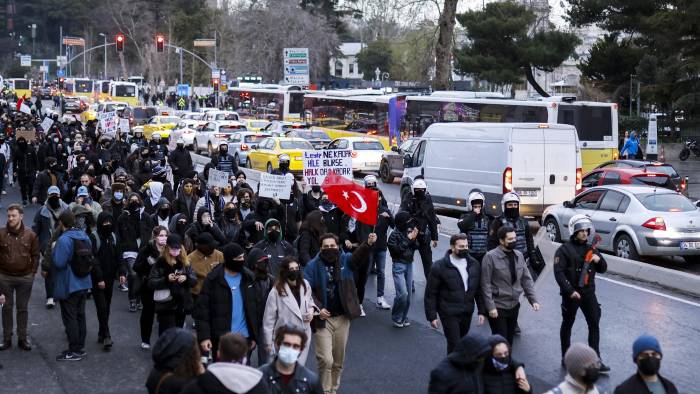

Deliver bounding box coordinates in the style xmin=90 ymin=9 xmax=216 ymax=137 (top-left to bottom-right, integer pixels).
xmin=277 ymin=345 xmax=300 ymax=365
xmin=113 ymin=191 xmax=123 ymax=201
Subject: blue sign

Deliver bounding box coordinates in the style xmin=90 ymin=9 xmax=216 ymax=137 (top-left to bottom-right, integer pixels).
xmin=56 ymin=69 xmax=65 ymax=77
xmin=177 ymin=84 xmax=191 ymax=97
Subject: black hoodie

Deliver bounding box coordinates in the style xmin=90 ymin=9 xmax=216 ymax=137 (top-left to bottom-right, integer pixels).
xmin=94 ymin=212 xmax=125 ymax=282
xmin=428 ymin=335 xmax=491 ymax=394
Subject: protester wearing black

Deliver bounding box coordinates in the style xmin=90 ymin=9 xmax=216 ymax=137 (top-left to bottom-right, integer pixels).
xmin=13 ymin=137 xmax=38 ymax=205
xmin=487 ymin=193 xmax=537 ymax=265
xmin=428 ymin=335 xmax=492 ymax=394
xmin=247 ymin=248 xmax=274 ymax=365
xmin=554 ymin=214 xmax=610 ymax=372
xmin=174 ymin=178 xmax=198 ymax=223
xmin=297 ymin=210 xmax=325 ymax=267
xmin=186 ymin=207 xmax=227 ymax=247
xmin=145 ymin=327 xmax=203 ymax=394
xmin=169 ymin=139 xmax=194 ymax=187
xmin=483 ymin=335 xmax=532 ymax=394
xmin=399 ymin=179 xmax=439 ymax=278
xmin=614 ymin=334 xmax=678 ymax=394
xmin=251 ymin=218 xmax=296 ymax=278
xmin=279 ymin=184 xmax=302 ymax=244
xmin=425 ymin=234 xmax=486 ymax=354
xmin=134 ymin=226 xmax=168 ymax=348
xmin=31 ymin=157 xmax=64 ymax=204
xmin=301 ymin=186 xmax=322 ymax=219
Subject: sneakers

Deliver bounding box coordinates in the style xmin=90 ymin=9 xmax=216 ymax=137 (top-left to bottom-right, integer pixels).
xmin=392 ymin=320 xmax=404 ymax=328
xmin=401 ymin=320 xmax=411 ymax=327
xmin=599 ymin=363 xmax=611 ymax=373
xmin=73 ymin=350 xmax=87 ymax=357
xmin=359 ymin=305 xmax=366 ymax=317
xmin=46 ymin=298 xmax=55 ymax=309
xmin=376 ymin=297 xmax=391 ymax=310
xmin=56 ymin=351 xmax=83 ymax=361
xmin=137 ymin=302 xmax=143 ymax=310
xmin=1 ymin=191 xmax=6 ymax=195
xmin=141 ymin=342 xmax=151 ymax=350
xmin=118 ymin=283 xmax=129 ymax=292
xmin=103 ymin=337 xmax=113 ymax=351
xmin=129 ymin=301 xmax=138 ymax=313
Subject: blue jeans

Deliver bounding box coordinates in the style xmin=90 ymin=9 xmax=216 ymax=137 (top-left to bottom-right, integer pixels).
xmin=391 ymin=262 xmax=412 ymax=323
xmin=369 ymin=250 xmax=387 ymax=298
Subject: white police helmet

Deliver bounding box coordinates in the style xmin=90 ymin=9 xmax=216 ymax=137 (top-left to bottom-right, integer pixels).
xmin=568 ymin=214 xmax=595 ymax=238
xmin=500 ymin=192 xmax=520 ymax=211
xmin=412 ymin=179 xmax=427 ymax=192
xmin=363 ymin=174 xmax=377 ymax=187
xmin=468 ymin=191 xmax=485 ymax=210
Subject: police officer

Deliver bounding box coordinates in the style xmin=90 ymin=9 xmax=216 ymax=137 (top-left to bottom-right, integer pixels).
xmin=399 ymin=178 xmax=439 ymax=279
xmin=487 ymin=192 xmax=537 ymax=265
xmin=275 ymin=154 xmax=292 ymax=176
xmin=554 ymin=214 xmax=610 ymax=373
xmin=211 ymin=142 xmax=238 ymax=176
xmin=457 ymin=192 xmax=493 ymax=263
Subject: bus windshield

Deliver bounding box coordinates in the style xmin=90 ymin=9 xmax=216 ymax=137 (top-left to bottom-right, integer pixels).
xmin=557 ymin=105 xmax=613 ymax=142
xmin=75 ymin=81 xmax=93 ymax=93
xmin=115 ymin=85 xmax=136 ymax=97
xmin=13 ymin=80 xmax=30 ymax=89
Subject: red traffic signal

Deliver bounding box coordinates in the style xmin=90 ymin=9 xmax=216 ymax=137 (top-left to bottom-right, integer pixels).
xmin=58 ymin=77 xmax=65 ymax=89
xmin=156 ymin=35 xmax=165 ymax=52
xmin=116 ymin=33 xmax=125 ymax=52
xmin=212 ymin=78 xmax=220 ymax=89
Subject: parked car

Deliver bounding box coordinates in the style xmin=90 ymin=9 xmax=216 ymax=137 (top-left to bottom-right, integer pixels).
xmin=262 ymin=121 xmax=312 ymax=136
xmin=63 ymin=97 xmax=85 ymax=113
xmin=122 ymin=106 xmax=158 ymax=126
xmin=204 ymin=110 xmax=239 ymax=121
xmin=174 ymin=119 xmax=207 ymax=149
xmin=327 ymin=136 xmax=385 ymax=175
xmin=143 ymin=115 xmax=181 ymax=140
xmin=246 ymin=137 xmax=313 ymax=174
xmin=244 ymin=119 xmax=271 ymax=131
xmin=227 ymin=132 xmax=271 ymax=166
xmin=543 ymin=185 xmax=700 ymax=263
xmin=180 ymin=111 xmax=206 ymax=121
xmin=194 ymin=120 xmax=247 ymax=155
xmin=81 ymin=101 xmax=128 ymax=123
xmin=379 ymin=138 xmax=418 ymax=183
xmin=595 ymin=160 xmax=688 ymax=195
xmin=579 ymin=167 xmax=674 ymax=194
xmin=285 ymin=129 xmax=331 ymax=150
xmin=40 ymin=86 xmax=52 ymax=99
xmin=400 ymin=123 xmax=581 ymax=216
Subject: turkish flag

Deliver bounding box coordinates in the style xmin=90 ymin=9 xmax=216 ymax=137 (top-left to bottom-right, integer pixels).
xmin=322 ymin=170 xmax=379 ymax=226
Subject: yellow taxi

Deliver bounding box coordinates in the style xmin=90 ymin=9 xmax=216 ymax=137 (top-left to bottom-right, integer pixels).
xmin=143 ymin=115 xmax=181 ymax=140
xmin=80 ymin=101 xmax=128 ymax=123
xmin=245 ymin=119 xmax=271 ymax=132
xmin=246 ymin=137 xmax=313 ymax=174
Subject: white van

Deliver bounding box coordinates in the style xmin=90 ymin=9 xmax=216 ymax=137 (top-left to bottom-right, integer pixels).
xmin=400 ymin=123 xmax=582 ymax=217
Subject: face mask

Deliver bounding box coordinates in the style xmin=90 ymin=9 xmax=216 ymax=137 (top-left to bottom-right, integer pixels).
xmin=287 ymin=270 xmax=302 ymax=282
xmin=255 ymin=261 xmax=268 ymax=276
xmin=455 ymin=249 xmax=469 ymax=259
xmin=492 ymin=356 xmax=510 ymax=371
xmin=99 ymin=223 xmax=113 ymax=233
xmin=320 ymin=248 xmax=339 ymax=263
xmin=311 ymin=186 xmax=321 ymax=193
xmin=581 ymin=366 xmax=600 ymax=385
xmin=414 ymin=189 xmax=426 ymax=199
xmin=504 ymin=207 xmax=519 ymax=219
xmin=48 ymin=195 xmax=61 ymax=209
xmin=177 ymin=143 xmax=184 ymax=149
xmin=198 ymin=245 xmax=215 ymax=255
xmin=321 ymin=200 xmax=334 ymax=211
xmin=169 ymin=248 xmax=181 ymax=257
xmin=505 ymin=241 xmax=517 ymax=251
xmin=225 ymin=258 xmax=245 ymax=272
xmin=128 ymin=201 xmax=141 ymax=212
xmin=267 ymin=230 xmax=280 ymax=242
xmin=241 ymin=201 xmax=251 ymax=209
xmin=279 ymin=162 xmax=289 ymax=171
xmin=277 ymin=345 xmax=301 ymax=366
xmin=220 ymin=148 xmax=228 ymax=154
xmin=638 ymin=357 xmax=661 ymax=376
xmin=157 ymin=235 xmax=167 ymax=246
xmin=176 ymin=221 xmax=187 ymax=233
xmin=158 ymin=208 xmax=170 ymax=219
xmin=113 ymin=191 xmax=124 ymax=201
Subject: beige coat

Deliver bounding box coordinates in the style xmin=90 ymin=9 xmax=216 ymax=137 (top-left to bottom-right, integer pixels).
xmin=262 ymin=280 xmax=317 ymax=365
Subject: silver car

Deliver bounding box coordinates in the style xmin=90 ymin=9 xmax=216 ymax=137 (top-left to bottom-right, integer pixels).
xmin=227 ymin=131 xmax=271 ymax=166
xmin=542 ymin=185 xmax=700 ymax=263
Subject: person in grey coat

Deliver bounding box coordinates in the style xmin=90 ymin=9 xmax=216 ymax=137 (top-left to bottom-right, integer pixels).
xmin=481 ymin=226 xmax=540 ymax=346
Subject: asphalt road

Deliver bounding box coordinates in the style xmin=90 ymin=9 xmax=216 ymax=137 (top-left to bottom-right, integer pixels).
xmin=1 ymin=177 xmax=699 ymax=393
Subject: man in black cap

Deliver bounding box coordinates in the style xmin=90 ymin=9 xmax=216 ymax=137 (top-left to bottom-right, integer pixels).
xmin=195 ymin=243 xmax=259 ymax=362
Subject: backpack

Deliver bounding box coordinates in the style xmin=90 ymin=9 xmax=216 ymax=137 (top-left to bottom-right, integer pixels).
xmin=70 ymin=238 xmax=95 ymax=278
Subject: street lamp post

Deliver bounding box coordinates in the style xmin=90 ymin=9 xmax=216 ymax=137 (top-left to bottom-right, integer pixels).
xmin=99 ymin=33 xmax=107 ymax=78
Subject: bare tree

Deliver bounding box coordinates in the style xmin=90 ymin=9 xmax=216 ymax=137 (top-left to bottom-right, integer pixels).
xmin=434 ymin=0 xmax=458 ymax=90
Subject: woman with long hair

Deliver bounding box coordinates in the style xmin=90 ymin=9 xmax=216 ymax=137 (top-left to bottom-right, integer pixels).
xmin=145 ymin=328 xmax=203 ymax=394
xmin=148 ymin=234 xmax=196 ymax=335
xmin=262 ymin=256 xmax=317 ymax=365
xmin=134 ymin=226 xmax=169 ymax=349
xmin=219 ymin=201 xmax=243 ymax=245
xmin=297 ymin=210 xmax=326 ymax=266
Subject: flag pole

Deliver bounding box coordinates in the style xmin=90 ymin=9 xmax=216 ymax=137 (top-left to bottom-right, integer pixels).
xmin=371 ymin=192 xmax=379 ymax=233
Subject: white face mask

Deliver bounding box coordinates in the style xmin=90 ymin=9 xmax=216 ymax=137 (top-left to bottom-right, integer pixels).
xmin=277 ymin=345 xmax=301 ymax=365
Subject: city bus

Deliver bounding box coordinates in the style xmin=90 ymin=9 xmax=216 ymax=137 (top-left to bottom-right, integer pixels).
xmin=93 ymin=80 xmax=111 ymax=102
xmin=403 ymin=93 xmax=618 ymax=172
xmin=109 ymin=81 xmax=139 ymax=107
xmin=227 ymin=84 xmax=305 ymax=121
xmin=64 ymin=78 xmax=94 ymax=101
xmin=6 ymin=78 xmax=32 ymax=99
xmin=303 ymin=89 xmax=407 ymax=149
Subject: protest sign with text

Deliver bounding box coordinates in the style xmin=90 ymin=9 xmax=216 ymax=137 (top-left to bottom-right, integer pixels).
xmin=302 ymin=149 xmax=353 ymax=186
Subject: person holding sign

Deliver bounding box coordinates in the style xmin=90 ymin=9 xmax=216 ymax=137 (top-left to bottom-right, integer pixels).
xmin=211 ymin=142 xmax=238 ymax=176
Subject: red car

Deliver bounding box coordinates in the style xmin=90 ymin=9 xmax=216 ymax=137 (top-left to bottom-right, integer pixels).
xmin=578 ymin=167 xmax=673 ymax=195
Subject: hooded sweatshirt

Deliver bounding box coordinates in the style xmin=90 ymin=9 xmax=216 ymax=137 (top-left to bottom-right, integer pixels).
xmin=51 ymin=228 xmax=93 ymax=300
xmin=181 ymin=363 xmax=267 ymax=394
xmin=251 ymin=218 xmax=296 ymax=278
xmin=428 ymin=335 xmax=491 ymax=394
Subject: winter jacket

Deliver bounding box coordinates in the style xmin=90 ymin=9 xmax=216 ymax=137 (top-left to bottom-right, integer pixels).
xmin=428 ymin=335 xmax=491 ymax=394
xmin=168 ymin=147 xmax=193 ymax=178
xmin=148 ymin=256 xmax=197 ymax=313
xmin=194 ymin=265 xmax=260 ymax=347
xmin=188 ymin=249 xmax=224 ymax=295
xmin=297 ymin=228 xmax=321 ymax=267
xmin=117 ymin=207 xmax=155 ymax=253
xmin=400 ymin=193 xmax=439 ymax=241
xmin=425 ymin=251 xmax=485 ymax=322
xmin=93 ymin=212 xmax=125 ymax=282
xmin=181 ymin=363 xmax=268 ymax=394
xmin=0 ymin=223 xmax=40 ymax=276
xmin=32 ymin=169 xmax=65 ymax=202
xmin=51 ymin=229 xmax=93 ymax=300
xmin=219 ymin=217 xmax=243 ymax=247
xmin=387 ymin=211 xmax=418 ymax=263
xmin=355 ymin=199 xmax=393 ymax=251
xmin=303 ymin=242 xmax=371 ymax=325
xmin=251 ymin=219 xmax=296 ymax=277
xmin=145 ymin=368 xmax=193 ymax=394
xmin=32 ymin=200 xmax=69 ymax=253
xmin=554 ymin=240 xmax=607 ymax=297
xmin=259 ymin=361 xmax=324 ymax=394
xmin=279 ymin=197 xmax=302 ymax=243
xmin=620 ymin=136 xmax=640 ymax=157
xmin=481 ymin=247 xmax=538 ymax=311
xmin=613 ymin=372 xmax=678 ymax=394
xmin=185 ymin=207 xmax=227 ymax=246
xmin=543 ymin=375 xmax=599 ymax=394
xmin=482 ymin=356 xmax=530 ymax=394
xmin=262 ymin=280 xmax=317 ymax=365
xmin=174 ymin=193 xmax=198 ymax=224
xmin=13 ymin=144 xmax=38 ymax=176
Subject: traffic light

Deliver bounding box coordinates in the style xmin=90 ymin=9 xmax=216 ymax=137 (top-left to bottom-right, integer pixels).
xmin=116 ymin=33 xmax=125 ymax=52
xmin=58 ymin=77 xmax=65 ymax=89
xmin=156 ymin=35 xmax=165 ymax=52
xmin=212 ymin=78 xmax=220 ymax=90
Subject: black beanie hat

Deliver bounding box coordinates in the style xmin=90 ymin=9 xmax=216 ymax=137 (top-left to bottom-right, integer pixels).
xmin=151 ymin=328 xmax=195 ymax=370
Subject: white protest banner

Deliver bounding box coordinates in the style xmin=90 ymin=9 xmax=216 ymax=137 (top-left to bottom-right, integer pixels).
xmin=258 ymin=173 xmax=292 ymax=198
xmin=119 ymin=118 xmax=130 ymax=135
xmin=40 ymin=117 xmax=53 ymax=133
xmin=303 ymin=149 xmax=353 ymax=186
xmin=99 ymin=111 xmax=118 ymax=136
xmin=207 ymin=168 xmax=229 ymax=188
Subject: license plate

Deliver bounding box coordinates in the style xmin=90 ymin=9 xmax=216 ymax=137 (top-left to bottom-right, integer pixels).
xmin=680 ymin=241 xmax=700 ymax=250
xmin=515 ymin=189 xmax=538 ymax=197
xmin=294 ymin=156 xmax=302 ymax=161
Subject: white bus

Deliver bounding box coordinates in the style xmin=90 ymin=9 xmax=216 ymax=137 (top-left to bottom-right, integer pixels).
xmin=227 ymin=84 xmax=305 ymax=121
xmin=404 ymin=93 xmax=618 ymax=172
xmin=64 ymin=78 xmax=94 ymax=101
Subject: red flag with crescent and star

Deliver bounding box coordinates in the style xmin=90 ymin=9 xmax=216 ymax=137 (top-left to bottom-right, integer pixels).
xmin=322 ymin=170 xmax=379 ymax=226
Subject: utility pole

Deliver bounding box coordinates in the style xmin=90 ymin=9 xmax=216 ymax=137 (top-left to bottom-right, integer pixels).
xmin=637 ymin=81 xmax=641 ymax=116
xmin=179 ymin=48 xmax=183 ymax=84
xmin=214 ymin=30 xmax=217 ymax=68
xmin=629 ymin=74 xmax=635 ymax=116
xmin=99 ymin=33 xmax=107 ymax=78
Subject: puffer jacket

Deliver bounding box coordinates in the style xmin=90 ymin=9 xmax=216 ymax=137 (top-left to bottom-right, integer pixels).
xmin=425 ymin=250 xmax=485 ymax=321
xmin=0 ymin=223 xmax=40 ymax=276
xmin=147 ymin=256 xmax=197 ymax=313
xmin=250 ymin=218 xmax=295 ymax=277
xmin=428 ymin=335 xmax=492 ymax=394
xmin=387 ymin=211 xmax=418 ymax=263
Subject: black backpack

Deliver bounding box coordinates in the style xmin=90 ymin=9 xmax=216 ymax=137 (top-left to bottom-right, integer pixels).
xmin=70 ymin=238 xmax=95 ymax=278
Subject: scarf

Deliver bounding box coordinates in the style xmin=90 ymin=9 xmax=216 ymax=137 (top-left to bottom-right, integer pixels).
xmin=148 ymin=181 xmax=163 ymax=206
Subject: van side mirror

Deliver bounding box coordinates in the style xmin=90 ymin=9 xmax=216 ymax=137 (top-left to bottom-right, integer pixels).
xmin=403 ymin=154 xmax=413 ymax=167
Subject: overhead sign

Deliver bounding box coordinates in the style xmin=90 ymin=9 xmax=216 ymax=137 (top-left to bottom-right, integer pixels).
xmin=194 ymin=39 xmax=216 ymax=47
xmin=211 ymin=68 xmax=220 ymax=79
xmin=63 ymin=37 xmax=85 ymax=46
xmin=207 ymin=168 xmax=229 ymax=188
xmin=20 ymin=55 xmax=31 ymax=67
xmin=99 ymin=111 xmax=118 ymax=136
xmin=258 ymin=173 xmax=293 ymax=199
xmin=283 ymin=48 xmax=309 ymax=86
xmin=303 ymin=149 xmax=353 ymax=186
xmin=56 ymin=69 xmax=65 ymax=77
xmin=177 ymin=84 xmax=190 ymax=97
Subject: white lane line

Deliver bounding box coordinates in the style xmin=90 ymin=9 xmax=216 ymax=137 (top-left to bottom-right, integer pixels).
xmin=598 ymin=276 xmax=700 ymax=308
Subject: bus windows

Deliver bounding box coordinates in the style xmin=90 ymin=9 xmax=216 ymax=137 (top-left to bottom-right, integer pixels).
xmin=13 ymin=80 xmax=30 ymax=89
xmin=288 ymin=92 xmax=304 ymax=116
xmin=115 ymin=85 xmax=136 ymax=97
xmin=558 ymin=105 xmax=612 ymax=142
xmin=101 ymin=82 xmax=110 ymax=94
xmin=76 ymin=81 xmax=93 ymax=93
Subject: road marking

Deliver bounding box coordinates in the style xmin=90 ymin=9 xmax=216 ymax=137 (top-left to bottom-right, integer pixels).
xmin=598 ymin=275 xmax=700 ymax=308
